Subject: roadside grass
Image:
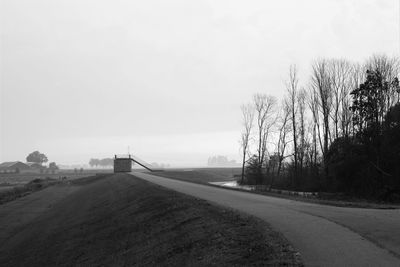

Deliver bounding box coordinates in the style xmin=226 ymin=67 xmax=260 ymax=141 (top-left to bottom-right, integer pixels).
xmin=149 ymin=169 xmax=237 ymax=184
xmin=150 ymin=169 xmax=400 ymax=209
xmin=0 ymin=173 xmax=110 ymax=205
xmin=0 ymin=170 xmax=111 ymax=185
xmin=0 ymin=178 xmax=59 ymax=205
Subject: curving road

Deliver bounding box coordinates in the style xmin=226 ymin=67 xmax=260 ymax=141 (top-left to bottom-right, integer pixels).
xmin=133 ymin=171 xmax=400 ymax=267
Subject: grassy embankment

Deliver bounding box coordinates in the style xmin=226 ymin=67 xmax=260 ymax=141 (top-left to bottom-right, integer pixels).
xmin=0 ymin=177 xmax=59 ymax=204
xmin=0 ymin=170 xmax=112 ymax=205
xmin=0 ymin=173 xmax=302 ymax=266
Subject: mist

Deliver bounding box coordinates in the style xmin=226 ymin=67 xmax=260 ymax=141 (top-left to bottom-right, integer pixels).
xmin=1 ymin=0 xmax=398 ymax=166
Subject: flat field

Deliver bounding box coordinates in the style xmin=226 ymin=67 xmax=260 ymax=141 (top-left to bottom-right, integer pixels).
xmin=0 ymin=169 xmax=112 ymax=186
xmin=150 ymin=167 xmax=241 ymax=184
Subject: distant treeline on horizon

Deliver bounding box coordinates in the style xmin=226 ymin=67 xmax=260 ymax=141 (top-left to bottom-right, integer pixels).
xmin=89 ymin=158 xmax=113 ymax=167
xmin=207 ymin=155 xmax=240 ymax=167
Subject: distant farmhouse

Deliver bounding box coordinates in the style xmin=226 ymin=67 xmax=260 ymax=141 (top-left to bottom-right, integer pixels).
xmin=0 ymin=161 xmax=30 ymax=173
xmin=25 ymin=162 xmax=44 ymax=169
xmin=0 ymin=161 xmax=46 ymax=173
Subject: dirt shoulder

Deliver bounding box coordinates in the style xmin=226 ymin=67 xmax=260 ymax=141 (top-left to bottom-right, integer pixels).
xmin=150 ymin=170 xmax=400 ymax=209
xmin=0 ymin=173 xmax=302 ymax=266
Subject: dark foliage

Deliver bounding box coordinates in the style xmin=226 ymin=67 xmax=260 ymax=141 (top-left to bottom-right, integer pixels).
xmin=326 ymin=137 xmax=377 ymax=195
xmin=26 ymin=151 xmax=48 ymax=164
xmin=380 ymin=104 xmax=400 ymax=200
xmin=243 ymin=155 xmax=264 ymax=185
xmin=327 ymin=70 xmax=400 ymax=200
xmin=89 ymin=158 xmax=113 ymax=167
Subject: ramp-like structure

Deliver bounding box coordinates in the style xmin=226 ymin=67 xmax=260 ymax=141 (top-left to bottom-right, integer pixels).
xmin=113 ymin=154 xmax=163 ymax=173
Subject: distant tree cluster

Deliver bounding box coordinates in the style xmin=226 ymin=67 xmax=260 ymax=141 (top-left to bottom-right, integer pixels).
xmin=26 ymin=151 xmax=48 ymax=164
xmin=25 ymin=151 xmax=59 ymax=173
xmin=239 ymin=54 xmax=400 ymax=200
xmin=89 ymin=158 xmax=114 ymax=168
xmin=207 ymin=156 xmax=238 ymax=167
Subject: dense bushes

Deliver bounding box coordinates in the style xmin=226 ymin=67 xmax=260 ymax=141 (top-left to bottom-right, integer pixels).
xmin=242 ymin=155 xmax=264 ymax=185
xmin=326 ymin=103 xmax=400 ymax=200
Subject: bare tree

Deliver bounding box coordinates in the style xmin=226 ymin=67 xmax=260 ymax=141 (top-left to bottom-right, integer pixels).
xmin=253 ymin=93 xmax=277 ymax=170
xmin=240 ymin=103 xmax=254 ymax=184
xmin=297 ymin=88 xmax=307 ymax=179
xmin=307 ymin=87 xmax=322 ymax=175
xmin=328 ymin=59 xmax=352 ymax=139
xmin=310 ymin=59 xmax=332 ymax=176
xmin=271 ymin=99 xmax=291 ymax=190
xmin=286 ymin=65 xmax=299 ymax=184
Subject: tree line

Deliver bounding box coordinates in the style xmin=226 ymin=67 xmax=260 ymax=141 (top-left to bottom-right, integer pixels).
xmin=207 ymin=155 xmax=238 ymax=167
xmin=240 ymin=54 xmax=400 ymax=200
xmin=89 ymin=158 xmax=114 ymax=168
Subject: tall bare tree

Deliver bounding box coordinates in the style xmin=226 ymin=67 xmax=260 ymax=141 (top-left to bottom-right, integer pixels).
xmin=328 ymin=59 xmax=352 ymax=139
xmin=271 ymin=99 xmax=291 ymax=189
xmin=297 ymin=88 xmax=307 ymax=179
xmin=310 ymin=59 xmax=332 ymax=176
xmin=307 ymin=87 xmax=323 ymax=177
xmin=286 ymin=65 xmax=299 ymax=184
xmin=240 ymin=103 xmax=254 ymax=184
xmin=253 ymin=93 xmax=277 ymax=169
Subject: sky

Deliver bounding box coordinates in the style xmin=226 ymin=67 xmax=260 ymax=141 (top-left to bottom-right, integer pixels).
xmin=0 ymin=0 xmax=399 ymax=166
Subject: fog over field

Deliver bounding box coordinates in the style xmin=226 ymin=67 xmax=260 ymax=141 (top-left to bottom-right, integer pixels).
xmin=1 ymin=0 xmax=398 ymax=166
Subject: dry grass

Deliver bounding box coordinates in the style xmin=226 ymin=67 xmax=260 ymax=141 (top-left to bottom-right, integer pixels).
xmin=149 ymin=168 xmax=240 ymax=184
xmin=0 ymin=178 xmax=59 ymax=205
xmin=1 ymin=174 xmax=302 ymax=266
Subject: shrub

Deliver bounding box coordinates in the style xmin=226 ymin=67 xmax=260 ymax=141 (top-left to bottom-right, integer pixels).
xmin=243 ymin=155 xmax=264 ymax=185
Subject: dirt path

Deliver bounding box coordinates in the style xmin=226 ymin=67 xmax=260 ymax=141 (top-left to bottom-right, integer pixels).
xmin=133 ymin=171 xmax=400 ymax=267
xmin=0 ymin=173 xmax=301 ymax=266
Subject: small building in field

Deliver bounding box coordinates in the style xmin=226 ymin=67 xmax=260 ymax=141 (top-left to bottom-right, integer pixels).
xmin=114 ymin=155 xmax=132 ymax=173
xmin=0 ymin=161 xmax=30 ymax=173
xmin=25 ymin=162 xmax=44 ymax=169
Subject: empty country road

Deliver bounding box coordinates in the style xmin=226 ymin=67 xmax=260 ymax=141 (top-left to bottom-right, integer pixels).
xmin=133 ymin=172 xmax=400 ymax=267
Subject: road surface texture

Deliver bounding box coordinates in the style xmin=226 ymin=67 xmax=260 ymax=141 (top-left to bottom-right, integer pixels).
xmin=133 ymin=171 xmax=400 ymax=267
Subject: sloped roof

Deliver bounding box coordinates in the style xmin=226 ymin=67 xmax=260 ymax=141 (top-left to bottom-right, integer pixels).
xmin=0 ymin=161 xmax=27 ymax=168
xmin=25 ymin=162 xmax=42 ymax=167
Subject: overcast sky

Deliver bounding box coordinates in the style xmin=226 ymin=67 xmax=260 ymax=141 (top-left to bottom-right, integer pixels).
xmin=0 ymin=0 xmax=399 ymax=166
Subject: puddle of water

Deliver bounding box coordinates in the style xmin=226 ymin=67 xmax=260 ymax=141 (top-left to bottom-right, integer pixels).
xmin=209 ymin=181 xmax=253 ymax=191
xmin=209 ymin=181 xmax=317 ymax=197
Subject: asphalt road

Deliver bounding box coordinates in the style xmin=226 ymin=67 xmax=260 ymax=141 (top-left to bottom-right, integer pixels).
xmin=133 ymin=171 xmax=400 ymax=267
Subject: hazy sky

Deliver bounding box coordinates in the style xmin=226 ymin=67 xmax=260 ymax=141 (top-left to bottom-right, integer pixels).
xmin=1 ymin=0 xmax=399 ymax=166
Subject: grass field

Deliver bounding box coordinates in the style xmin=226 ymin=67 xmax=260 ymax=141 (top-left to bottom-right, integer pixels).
xmin=0 ymin=169 xmax=112 ymax=186
xmin=0 ymin=177 xmax=60 ymax=205
xmin=0 ymin=170 xmax=113 ymax=204
xmin=149 ymin=167 xmax=241 ymax=184
xmin=0 ymin=173 xmax=302 ymax=266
